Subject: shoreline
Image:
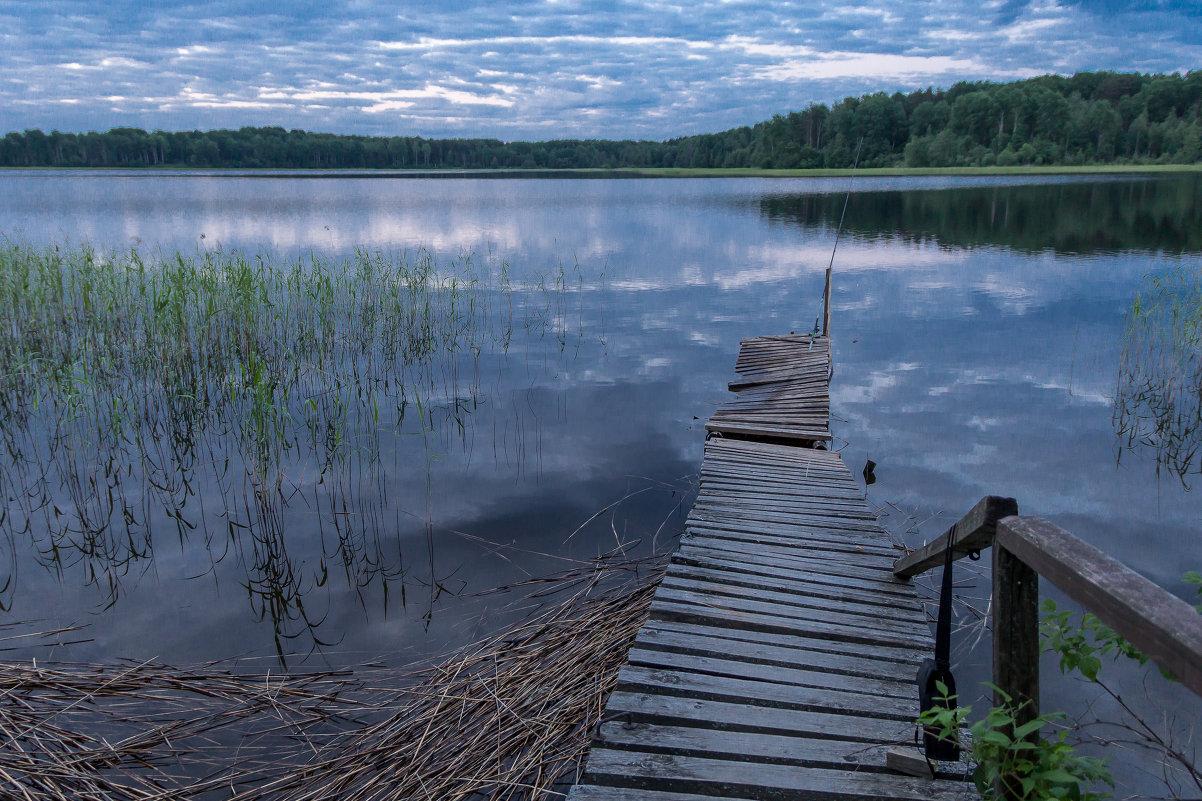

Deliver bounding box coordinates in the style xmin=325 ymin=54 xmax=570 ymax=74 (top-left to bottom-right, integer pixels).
xmin=1 ymin=163 xmax=1200 ymax=179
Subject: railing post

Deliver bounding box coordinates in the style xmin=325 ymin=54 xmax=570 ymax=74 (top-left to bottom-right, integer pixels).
xmin=992 ymin=538 xmax=1040 ymax=801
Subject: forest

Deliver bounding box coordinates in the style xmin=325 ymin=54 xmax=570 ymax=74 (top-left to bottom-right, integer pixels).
xmin=3 ymin=70 xmax=1201 ymax=170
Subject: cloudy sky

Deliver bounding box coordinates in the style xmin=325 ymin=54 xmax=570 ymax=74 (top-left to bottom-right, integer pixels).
xmin=2 ymin=0 xmax=1199 ymax=141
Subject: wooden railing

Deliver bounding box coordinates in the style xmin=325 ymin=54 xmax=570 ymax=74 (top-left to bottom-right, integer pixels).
xmin=893 ymin=496 xmax=1202 ymax=736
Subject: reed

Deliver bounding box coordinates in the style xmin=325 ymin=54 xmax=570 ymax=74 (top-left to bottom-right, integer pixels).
xmin=1114 ymin=265 xmax=1202 ymax=484
xmin=0 ymin=239 xmax=598 ymax=651
xmin=0 ymin=549 xmax=665 ymax=800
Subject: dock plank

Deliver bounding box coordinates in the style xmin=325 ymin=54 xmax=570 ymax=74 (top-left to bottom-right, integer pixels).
xmin=639 ymin=618 xmax=926 ymax=667
xmin=709 ymin=336 xmax=835 ymax=439
xmin=634 ymin=622 xmax=917 ymax=680
xmin=578 ymin=748 xmax=970 ymax=800
xmin=603 ymin=690 xmax=914 ymax=742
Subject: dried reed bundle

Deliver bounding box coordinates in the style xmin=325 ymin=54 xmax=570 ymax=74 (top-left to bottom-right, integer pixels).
xmin=234 ymin=551 xmax=666 ymax=801
xmin=0 ymin=658 xmax=365 ymax=800
xmin=0 ymin=550 xmax=666 ymax=800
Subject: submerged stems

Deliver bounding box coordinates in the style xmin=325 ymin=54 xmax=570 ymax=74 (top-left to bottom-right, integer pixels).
xmin=0 ymin=240 xmax=599 ymax=650
xmin=1115 ymin=265 xmax=1202 ymax=484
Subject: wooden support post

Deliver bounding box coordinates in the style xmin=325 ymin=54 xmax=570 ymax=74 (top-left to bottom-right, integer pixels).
xmin=822 ymin=267 xmax=832 ymax=337
xmin=992 ymin=543 xmax=1040 ymax=801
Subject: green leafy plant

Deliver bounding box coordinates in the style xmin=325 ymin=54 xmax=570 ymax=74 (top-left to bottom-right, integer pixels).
xmin=1044 ymin=571 xmax=1202 ymax=683
xmin=924 ymin=573 xmax=1202 ymax=798
xmin=1037 ymin=579 xmax=1202 ymax=795
xmin=918 ymin=682 xmax=1112 ymax=800
xmin=1186 ymin=570 xmax=1202 ymax=611
xmin=1041 ymin=600 xmax=1149 ymax=681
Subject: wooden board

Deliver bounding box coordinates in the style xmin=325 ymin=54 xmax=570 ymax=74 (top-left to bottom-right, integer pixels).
xmin=570 ymin=333 xmax=974 ymax=800
xmin=574 ymin=748 xmax=969 ymax=800
xmin=707 ymin=335 xmax=834 ymax=441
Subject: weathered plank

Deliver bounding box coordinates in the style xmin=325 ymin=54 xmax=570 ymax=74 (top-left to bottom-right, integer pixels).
xmin=624 ymin=647 xmax=914 ymax=699
xmin=648 ymin=595 xmax=932 ymax=651
xmin=692 ymin=496 xmax=881 ymax=520
xmin=675 ymin=544 xmax=907 ymax=588
xmin=595 ymin=721 xmax=896 ymax=771
xmin=680 ymin=527 xmax=897 ymax=559
xmin=677 ymin=533 xmax=897 ymax=569
xmin=662 ymin=569 xmax=925 ymax=616
xmin=704 ymin=422 xmax=832 ymax=441
xmin=580 ymin=748 xmax=969 ymax=800
xmin=684 ymin=517 xmax=885 ymax=543
xmin=993 ymin=541 xmax=1040 ymax=734
xmin=634 ymin=623 xmax=917 ymax=680
xmin=613 ymin=665 xmax=917 ymax=720
xmin=712 ymin=336 xmax=834 ymax=439
xmin=603 ymin=690 xmax=914 ymax=742
xmin=684 ymin=514 xmax=895 ymax=543
xmin=670 ymin=551 xmax=917 ymax=603
xmin=658 ymin=575 xmax=928 ymax=627
xmin=639 ymin=619 xmax=925 ymax=667
xmin=687 ymin=508 xmax=890 ymax=537
xmin=570 ymin=785 xmax=761 ymax=801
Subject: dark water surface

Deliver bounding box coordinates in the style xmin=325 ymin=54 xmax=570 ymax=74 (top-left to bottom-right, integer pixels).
xmin=2 ymin=170 xmax=1201 ymax=790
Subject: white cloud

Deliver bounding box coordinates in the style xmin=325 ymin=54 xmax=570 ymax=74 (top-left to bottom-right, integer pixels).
xmin=98 ymin=56 xmax=147 ymax=69
xmin=0 ymin=0 xmax=1198 ymax=138
xmin=258 ymin=85 xmax=514 ymax=107
xmin=753 ymin=52 xmax=997 ymax=82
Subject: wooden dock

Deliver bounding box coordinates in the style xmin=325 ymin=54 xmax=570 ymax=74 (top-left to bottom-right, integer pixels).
xmin=569 ymin=334 xmax=971 ymax=800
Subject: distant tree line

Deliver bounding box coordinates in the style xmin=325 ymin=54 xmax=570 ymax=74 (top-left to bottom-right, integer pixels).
xmin=3 ymin=71 xmax=1201 ymax=170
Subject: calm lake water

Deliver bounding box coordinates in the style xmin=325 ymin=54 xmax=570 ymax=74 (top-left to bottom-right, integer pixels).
xmin=2 ymin=169 xmax=1201 ymax=790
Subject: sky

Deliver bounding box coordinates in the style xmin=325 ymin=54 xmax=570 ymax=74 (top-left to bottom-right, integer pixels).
xmin=2 ymin=0 xmax=1200 ymax=142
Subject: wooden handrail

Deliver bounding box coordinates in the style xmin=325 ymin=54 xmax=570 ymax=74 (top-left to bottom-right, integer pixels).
xmin=892 ymin=495 xmax=1018 ymax=579
xmin=998 ymin=515 xmax=1202 ymax=699
xmin=891 ymin=498 xmax=1202 ymax=801
xmin=894 ymin=500 xmax=1202 ymax=701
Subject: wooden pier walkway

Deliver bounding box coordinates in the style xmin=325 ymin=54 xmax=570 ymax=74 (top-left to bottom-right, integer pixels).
xmin=569 ymin=334 xmax=970 ymax=800
xmin=706 ymin=335 xmax=832 ymax=443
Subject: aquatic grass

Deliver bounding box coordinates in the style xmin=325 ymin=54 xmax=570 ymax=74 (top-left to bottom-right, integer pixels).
xmin=1114 ymin=265 xmax=1202 ymax=483
xmin=0 ymin=239 xmax=598 ymax=649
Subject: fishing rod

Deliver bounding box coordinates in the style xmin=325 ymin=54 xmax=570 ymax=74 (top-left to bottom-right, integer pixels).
xmin=819 ymin=136 xmax=864 ymax=338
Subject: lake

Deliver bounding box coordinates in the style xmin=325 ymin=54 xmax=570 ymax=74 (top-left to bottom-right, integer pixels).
xmin=2 ymin=169 xmax=1201 ymax=790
